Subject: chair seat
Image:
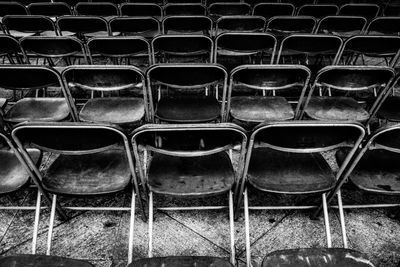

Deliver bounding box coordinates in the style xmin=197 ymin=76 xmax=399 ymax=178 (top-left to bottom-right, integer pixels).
xmin=148 ymin=152 xmax=234 ymax=197
xmin=230 ymin=96 xmax=294 ymax=122
xmin=8 ymin=31 xmax=37 ymax=38
xmin=0 ymin=148 xmax=41 ymax=195
xmin=156 ymin=96 xmax=220 ymax=122
xmin=217 ymin=49 xmax=259 ymax=57
xmin=305 ymin=96 xmax=369 ymax=121
xmin=128 ymin=256 xmax=233 ymax=267
xmin=336 ymin=148 xmax=400 ymax=194
xmin=0 ymin=254 xmax=94 ymax=267
xmin=248 ymin=148 xmax=335 ymax=194
xmin=80 ymin=97 xmax=145 ymax=124
xmin=262 ymin=248 xmax=375 ymax=267
xmin=4 ymin=98 xmax=70 ymax=123
xmin=43 ymin=149 xmax=131 ymax=195
xmin=376 ymin=96 xmax=400 ymax=122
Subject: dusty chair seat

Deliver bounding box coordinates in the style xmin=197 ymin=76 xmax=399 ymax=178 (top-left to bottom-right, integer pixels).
xmin=376 ymin=95 xmax=400 ymax=122
xmin=230 ymin=96 xmax=294 ymax=122
xmin=80 ymin=97 xmax=145 ymax=125
xmin=304 ymin=96 xmax=370 ymax=121
xmin=336 ymin=148 xmax=400 ymax=194
xmin=0 ymin=148 xmax=41 ymax=194
xmin=0 ymin=254 xmax=94 ymax=267
xmin=156 ymin=96 xmax=220 ymax=122
xmin=4 ymin=98 xmax=70 ymax=123
xmin=262 ymin=248 xmax=375 ymax=267
xmin=148 ymin=152 xmax=234 ymax=197
xmin=128 ymin=256 xmax=233 ymax=267
xmin=43 ymin=149 xmax=131 ymax=195
xmin=248 ymin=148 xmax=336 ymax=194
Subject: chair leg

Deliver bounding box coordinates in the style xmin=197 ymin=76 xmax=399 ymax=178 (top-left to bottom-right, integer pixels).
xmin=337 ymin=190 xmax=348 ymax=248
xmin=322 ymin=193 xmax=332 ymax=248
xmin=244 ymin=189 xmax=251 ymax=267
xmin=128 ymin=188 xmax=136 ymax=264
xmin=148 ymin=191 xmax=154 ymax=258
xmin=228 ymin=190 xmax=236 ymax=265
xmin=46 ymin=194 xmax=57 ymax=255
xmin=32 ymin=190 xmax=41 ymax=254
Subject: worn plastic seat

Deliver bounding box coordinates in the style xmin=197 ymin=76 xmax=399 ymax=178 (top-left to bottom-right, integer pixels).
xmin=253 ymin=3 xmax=295 ymax=19
xmin=128 ymin=256 xmax=233 ymax=267
xmin=162 ymin=15 xmax=212 ymax=35
xmin=109 ymin=16 xmax=160 ymax=38
xmin=164 ymin=3 xmax=206 ymax=15
xmin=215 ymin=16 xmax=266 ymax=35
xmin=2 ymin=15 xmax=57 ymax=38
xmin=0 ymin=255 xmax=94 ymax=267
xmin=316 ymin=16 xmax=367 ymax=37
xmin=120 ymin=3 xmax=162 ymax=19
xmin=0 ymin=35 xmax=23 ymax=64
xmin=28 ymin=2 xmax=72 ymax=17
xmin=297 ymin=4 xmax=339 ymax=18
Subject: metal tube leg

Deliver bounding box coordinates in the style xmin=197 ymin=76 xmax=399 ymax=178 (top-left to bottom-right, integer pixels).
xmin=32 ymin=190 xmax=41 ymax=254
xmin=337 ymin=190 xmax=348 ymax=248
xmin=322 ymin=193 xmax=332 ymax=248
xmin=46 ymin=195 xmax=57 ymax=255
xmin=128 ymin=189 xmax=136 ymax=264
xmin=244 ymin=189 xmax=251 ymax=267
xmin=228 ymin=191 xmax=235 ymax=265
xmin=148 ymin=191 xmax=153 ymax=258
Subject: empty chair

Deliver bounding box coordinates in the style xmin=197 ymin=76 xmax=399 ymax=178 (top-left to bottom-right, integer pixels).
xmin=92 ymin=0 xmax=126 ymax=4
xmin=11 ymin=122 xmax=142 ymax=263
xmin=281 ymin=0 xmax=314 ymax=7
xmin=20 ymin=36 xmax=87 ymax=66
xmin=206 ymin=0 xmax=241 ymax=5
xmin=127 ymin=0 xmax=163 ymax=4
xmin=0 ymin=65 xmax=71 ymax=124
xmin=215 ymin=16 xmax=266 ymax=35
xmin=75 ymin=2 xmax=119 ymax=17
xmin=366 ymin=17 xmax=400 ymax=35
xmin=57 ymin=16 xmax=110 ymax=40
xmin=53 ymin=0 xmax=89 ymax=6
xmin=337 ymin=35 xmax=400 ymax=67
xmin=162 ymin=15 xmax=212 ymax=35
xmin=0 ymin=2 xmax=28 ymax=18
xmin=339 ymin=4 xmax=380 ymax=20
xmin=262 ymin=248 xmax=375 ymax=267
xmin=226 ymin=65 xmax=311 ymax=127
xmin=266 ymin=16 xmax=317 ymax=39
xmin=237 ymin=121 xmax=365 ymax=267
xmin=0 ymin=34 xmax=23 ymax=64
xmin=62 ymin=65 xmax=149 ymax=126
xmin=28 ymin=2 xmax=72 ymax=17
xmin=215 ymin=32 xmax=276 ymax=71
xmin=301 ymin=65 xmax=395 ymax=123
xmin=164 ymin=3 xmax=206 ymax=16
xmin=0 ymin=255 xmax=94 ymax=267
xmin=128 ymin=257 xmax=233 ymax=267
xmin=2 ymin=15 xmax=57 ymax=38
xmin=297 ymin=4 xmax=339 ymax=18
xmin=146 ymin=64 xmax=227 ymax=123
xmin=244 ymin=0 xmax=279 ymax=6
xmin=87 ymin=36 xmax=151 ymax=68
xmin=131 ymin=123 xmax=247 ymax=265
xmin=316 ymin=15 xmax=367 ymax=37
xmin=110 ymin=17 xmax=160 ymax=38
xmin=152 ymin=35 xmax=213 ymax=63
xmin=375 ymin=75 xmax=400 ymax=122
xmin=253 ymin=3 xmax=295 ymax=20
xmin=120 ymin=3 xmax=163 ymax=19
xmin=208 ymin=3 xmax=251 ymax=19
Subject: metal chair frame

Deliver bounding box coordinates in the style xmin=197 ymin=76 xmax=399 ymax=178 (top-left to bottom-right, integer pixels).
xmin=75 ymin=2 xmax=120 ymax=17
xmin=109 ymin=16 xmax=161 ymax=38
xmin=315 ymin=15 xmax=367 ymax=37
xmin=297 ymin=4 xmax=339 ymax=18
xmin=56 ymin=15 xmax=110 ymax=40
xmin=338 ymin=3 xmax=380 ymax=19
xmin=163 ymin=3 xmax=207 ymax=16
xmin=27 ymin=2 xmax=72 ymax=17
xmin=0 ymin=34 xmax=24 ymax=64
xmin=252 ymin=3 xmax=295 ymax=19
xmin=215 ymin=15 xmax=266 ymax=36
xmin=161 ymin=15 xmax=213 ymax=35
xmin=366 ymin=16 xmax=400 ymax=35
xmin=2 ymin=15 xmax=58 ymax=37
xmin=119 ymin=3 xmax=163 ymax=19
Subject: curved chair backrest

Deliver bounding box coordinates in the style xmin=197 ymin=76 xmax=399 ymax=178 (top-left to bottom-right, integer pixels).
xmin=206 ymin=0 xmax=241 ymax=6
xmin=316 ymin=15 xmax=367 ymax=37
xmin=366 ymin=17 xmax=400 ymax=35
xmin=57 ymin=16 xmax=110 ymax=38
xmin=0 ymin=2 xmax=28 ymax=17
xmin=28 ymin=2 xmax=72 ymax=16
xmin=215 ymin=15 xmax=266 ymax=35
xmin=266 ymin=16 xmax=317 ymax=37
xmin=168 ymin=0 xmax=203 ymax=3
xmin=208 ymin=3 xmax=252 ymax=17
xmin=244 ymin=0 xmax=279 ymax=6
xmin=128 ymin=256 xmax=234 ymax=267
xmin=75 ymin=2 xmax=119 ymax=16
xmin=127 ymin=0 xmax=163 ymax=4
xmin=339 ymin=3 xmax=380 ymax=20
xmin=0 ymin=35 xmax=22 ymax=63
xmin=162 ymin=15 xmax=212 ymax=35
xmin=297 ymin=4 xmax=339 ymax=18
xmin=53 ymin=0 xmax=88 ymax=6
xmin=2 ymin=15 xmax=57 ymax=36
xmin=164 ymin=3 xmax=206 ymax=16
xmin=253 ymin=3 xmax=295 ymax=19
xmin=0 ymin=255 xmax=95 ymax=267
xmin=281 ymin=0 xmax=314 ymax=7
xmin=109 ymin=17 xmax=160 ymax=38
xmin=120 ymin=3 xmax=163 ymax=19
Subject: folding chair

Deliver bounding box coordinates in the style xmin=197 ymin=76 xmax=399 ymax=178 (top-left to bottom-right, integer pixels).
xmin=226 ymin=65 xmax=311 ymax=126
xmin=128 ymin=256 xmax=233 ymax=267
xmin=131 ymin=123 xmax=247 ymax=265
xmin=87 ymin=36 xmax=151 ymax=68
xmin=337 ymin=35 xmax=400 ymax=67
xmin=206 ymin=0 xmax=241 ymax=6
xmin=262 ymin=248 xmax=375 ymax=267
xmin=316 ymin=15 xmax=367 ymax=37
xmin=0 ymin=255 xmax=94 ymax=267
xmin=280 ymin=0 xmax=314 ymax=7
xmin=120 ymin=3 xmax=163 ymax=19
xmin=2 ymin=15 xmax=58 ymax=38
xmin=12 ymin=122 xmax=143 ymax=263
xmin=146 ymin=64 xmax=227 ymax=123
xmin=297 ymin=4 xmax=339 ymax=18
xmin=0 ymin=34 xmax=23 ymax=64
xmin=215 ymin=16 xmax=266 ymax=36
xmin=167 ymin=0 xmax=203 ymax=3
xmin=339 ymin=4 xmax=380 ymax=20
xmin=127 ymin=0 xmax=163 ymax=4
xmin=27 ymin=2 xmax=72 ymax=17
xmin=375 ymin=75 xmax=400 ymax=122
xmin=236 ymin=121 xmax=365 ymax=267
xmin=214 ymin=32 xmax=276 ymax=71
xmin=16 ymin=0 xmax=51 ymax=5
xmin=75 ymin=2 xmax=119 ymax=17
xmin=109 ymin=17 xmax=160 ymax=39
xmin=57 ymin=16 xmax=110 ymax=40
xmin=162 ymin=15 xmax=212 ymax=35
xmin=0 ymin=2 xmax=28 ymax=18
xmin=266 ymin=16 xmax=317 ymax=39
xmin=92 ymin=0 xmax=126 ymax=4
xmin=366 ymin=17 xmax=400 ymax=35
xmin=61 ymin=65 xmax=149 ymax=126
xmin=0 ymin=65 xmax=72 ymax=124
xmin=301 ymin=65 xmax=395 ymax=124
xmin=151 ymin=35 xmax=213 ymax=63
xmin=244 ymin=0 xmax=279 ymax=6
xmin=252 ymin=3 xmax=295 ymax=20
xmin=20 ymin=36 xmax=88 ymax=66
xmin=208 ymin=3 xmax=251 ymax=19
xmin=53 ymin=0 xmax=88 ymax=7
xmin=164 ymin=3 xmax=206 ymax=16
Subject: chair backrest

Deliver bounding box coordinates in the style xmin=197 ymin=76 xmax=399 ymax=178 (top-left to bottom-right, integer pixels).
xmin=0 ymin=255 xmax=95 ymax=267
xmin=75 ymin=2 xmax=119 ymax=16
xmin=109 ymin=17 xmax=160 ymax=38
xmin=316 ymin=15 xmax=367 ymax=37
xmin=120 ymin=3 xmax=163 ymax=18
xmin=0 ymin=35 xmax=21 ymax=59
xmin=244 ymin=0 xmax=279 ymax=6
xmin=28 ymin=2 xmax=72 ymax=16
xmin=53 ymin=0 xmax=88 ymax=7
xmin=164 ymin=3 xmax=206 ymax=15
xmin=2 ymin=15 xmax=57 ymax=36
xmin=253 ymin=3 xmax=295 ymax=19
xmin=297 ymin=4 xmax=339 ymax=18
xmin=168 ymin=0 xmax=203 ymax=3
xmin=0 ymin=2 xmax=28 ymax=17
xmin=162 ymin=15 xmax=212 ymax=35
xmin=281 ymin=0 xmax=314 ymax=7
xmin=366 ymin=17 xmax=400 ymax=35
xmin=215 ymin=16 xmax=266 ymax=35
xmin=127 ymin=0 xmax=163 ymax=4
xmin=266 ymin=16 xmax=317 ymax=37
xmin=206 ymin=0 xmax=241 ymax=6
xmin=339 ymin=3 xmax=380 ymax=19
xmin=151 ymin=35 xmax=213 ymax=63
xmin=208 ymin=3 xmax=251 ymax=17
xmin=57 ymin=15 xmax=109 ymax=38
